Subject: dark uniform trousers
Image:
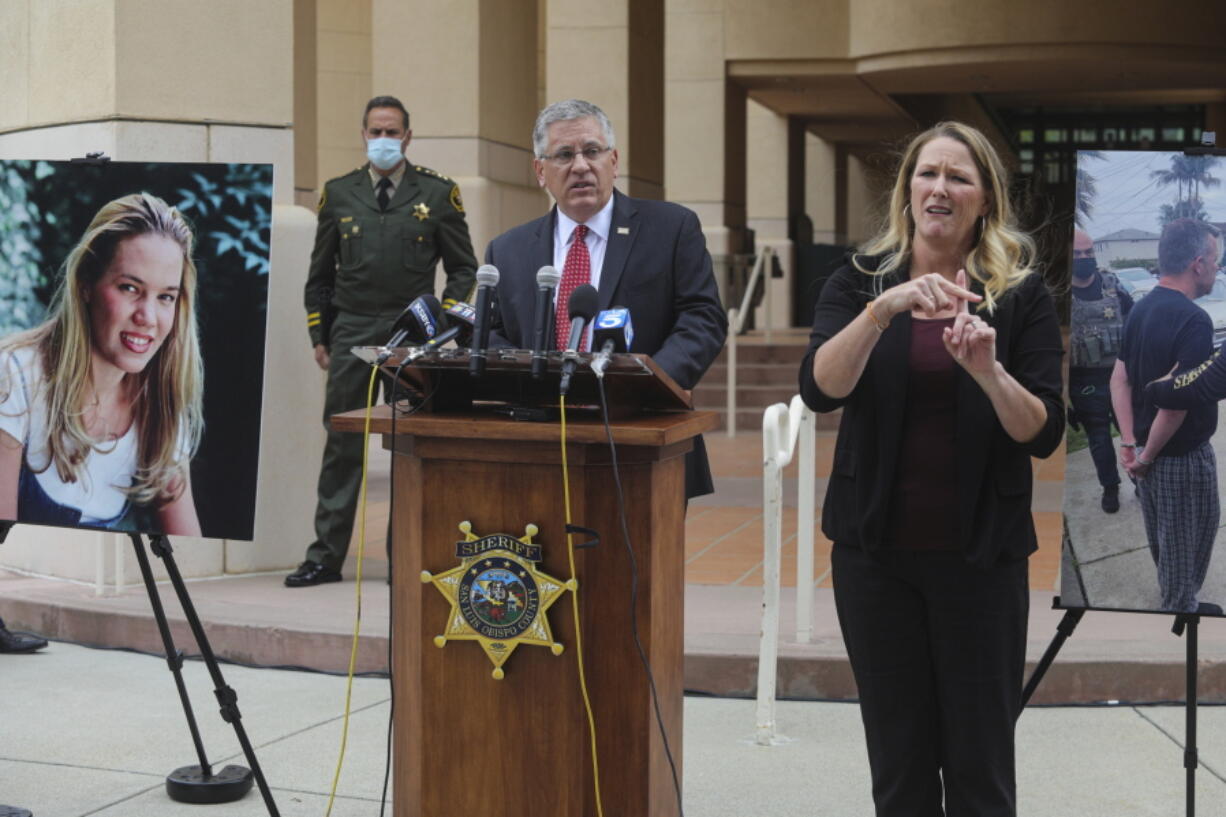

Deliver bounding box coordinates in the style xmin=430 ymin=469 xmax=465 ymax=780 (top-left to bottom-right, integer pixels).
xmin=1068 ymin=366 xmax=1120 ymax=490
xmin=832 ymin=545 xmax=1029 ymax=817
xmin=304 ymin=163 xmax=476 ymax=572
xmin=306 ymin=309 xmax=399 ymax=570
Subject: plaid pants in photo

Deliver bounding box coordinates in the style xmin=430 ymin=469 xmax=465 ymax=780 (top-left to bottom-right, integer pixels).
xmin=1138 ymin=441 xmax=1219 ymax=613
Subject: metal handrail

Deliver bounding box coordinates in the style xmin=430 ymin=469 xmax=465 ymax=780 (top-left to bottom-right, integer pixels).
xmin=725 ymin=246 xmax=775 ymax=438
xmin=754 ymin=394 xmax=817 ymax=746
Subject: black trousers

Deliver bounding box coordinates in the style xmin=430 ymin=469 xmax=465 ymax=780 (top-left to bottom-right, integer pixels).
xmin=1068 ymin=367 xmax=1120 ymax=490
xmin=832 ymin=545 xmax=1029 ymax=817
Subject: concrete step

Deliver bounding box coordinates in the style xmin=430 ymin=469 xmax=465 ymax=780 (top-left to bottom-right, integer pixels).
xmin=702 ymin=361 xmax=800 ymax=386
xmin=713 ymin=342 xmax=810 ymax=366
xmin=702 ymin=408 xmax=841 ymax=433
xmin=694 ymin=384 xmax=800 ymax=410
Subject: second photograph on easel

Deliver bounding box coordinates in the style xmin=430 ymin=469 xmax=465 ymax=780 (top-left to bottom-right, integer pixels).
xmin=1062 ymin=148 xmax=1226 ymax=616
xmin=0 ymin=159 xmax=271 ymax=540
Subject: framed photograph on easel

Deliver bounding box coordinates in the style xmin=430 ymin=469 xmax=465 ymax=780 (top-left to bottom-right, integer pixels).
xmin=0 ymin=159 xmax=271 ymax=541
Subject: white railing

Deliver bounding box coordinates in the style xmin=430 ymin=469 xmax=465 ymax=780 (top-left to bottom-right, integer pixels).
xmin=754 ymin=394 xmax=817 ymax=746
xmin=725 ymin=246 xmax=775 ymax=438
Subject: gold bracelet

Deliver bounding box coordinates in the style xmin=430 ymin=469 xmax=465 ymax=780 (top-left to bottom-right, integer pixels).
xmin=865 ymin=300 xmax=888 ymax=332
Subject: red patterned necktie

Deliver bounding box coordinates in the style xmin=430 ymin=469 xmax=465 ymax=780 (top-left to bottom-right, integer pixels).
xmin=555 ymin=224 xmax=591 ymax=351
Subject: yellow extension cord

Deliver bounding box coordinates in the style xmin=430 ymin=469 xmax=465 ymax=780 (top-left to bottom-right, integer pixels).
xmin=322 ymin=373 xmax=605 ymax=817
xmin=559 ymin=396 xmax=606 ymax=817
xmin=324 ymin=365 xmax=379 ymax=816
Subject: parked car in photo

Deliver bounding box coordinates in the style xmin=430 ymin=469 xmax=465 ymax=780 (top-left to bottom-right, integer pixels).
xmin=1113 ymin=266 xmax=1158 ymax=301
xmin=1195 ymin=274 xmax=1226 ymax=347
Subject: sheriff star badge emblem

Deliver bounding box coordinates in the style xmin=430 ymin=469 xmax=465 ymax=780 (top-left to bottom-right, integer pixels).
xmin=422 ymin=522 xmax=573 ymax=679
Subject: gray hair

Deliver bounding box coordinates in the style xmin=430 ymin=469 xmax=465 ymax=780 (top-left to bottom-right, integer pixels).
xmin=532 ymin=99 xmax=616 ymax=158
xmin=1158 ymin=218 xmax=1221 ymax=276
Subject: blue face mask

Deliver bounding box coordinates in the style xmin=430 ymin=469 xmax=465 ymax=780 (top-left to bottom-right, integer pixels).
xmin=367 ymin=137 xmax=404 ymax=171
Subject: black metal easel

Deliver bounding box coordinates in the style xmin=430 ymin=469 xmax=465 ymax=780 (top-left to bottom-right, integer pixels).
xmin=129 ymin=532 xmax=280 ymax=814
xmin=2 ymin=519 xmax=278 ymax=814
xmin=1021 ymin=599 xmax=1204 ymax=817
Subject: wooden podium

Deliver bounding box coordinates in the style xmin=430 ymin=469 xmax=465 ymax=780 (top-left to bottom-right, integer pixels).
xmin=333 ymin=349 xmax=717 ymax=816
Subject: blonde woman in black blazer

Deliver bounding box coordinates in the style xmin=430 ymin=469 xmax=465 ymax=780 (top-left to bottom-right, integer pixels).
xmin=798 ymin=122 xmax=1064 ymax=817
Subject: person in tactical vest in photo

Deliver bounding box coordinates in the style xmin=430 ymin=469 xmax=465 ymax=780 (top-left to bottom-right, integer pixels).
xmin=1069 ymin=228 xmax=1133 ymax=513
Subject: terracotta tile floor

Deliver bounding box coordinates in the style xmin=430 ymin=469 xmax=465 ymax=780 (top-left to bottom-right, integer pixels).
xmin=350 ymin=428 xmax=1067 ymax=591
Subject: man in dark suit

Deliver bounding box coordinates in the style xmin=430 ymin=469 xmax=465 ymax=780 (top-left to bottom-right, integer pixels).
xmin=486 ymin=99 xmax=727 ymax=498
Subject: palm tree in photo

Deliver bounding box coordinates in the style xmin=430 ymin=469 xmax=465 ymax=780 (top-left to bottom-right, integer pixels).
xmin=1152 ymin=154 xmax=1216 ymax=200
xmin=1075 ymin=150 xmax=1105 ymax=228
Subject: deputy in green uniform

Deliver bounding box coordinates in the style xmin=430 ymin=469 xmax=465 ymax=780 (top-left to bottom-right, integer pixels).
xmin=287 ymin=95 xmax=477 ymax=587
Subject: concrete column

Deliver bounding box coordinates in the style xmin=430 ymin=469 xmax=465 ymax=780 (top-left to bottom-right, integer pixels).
xmin=805 ymin=133 xmax=838 ymax=244
xmin=0 ymin=0 xmax=319 ymax=583
xmin=294 ymin=0 xmax=319 ymax=208
xmin=312 ymin=0 xmax=372 ymax=200
xmin=545 ymin=0 xmax=664 ymax=200
xmin=845 ymin=154 xmax=875 ymax=246
xmin=372 ymin=0 xmax=547 ymax=265
xmin=746 ymin=99 xmax=792 ymax=330
xmin=666 ymin=0 xmax=747 ymax=308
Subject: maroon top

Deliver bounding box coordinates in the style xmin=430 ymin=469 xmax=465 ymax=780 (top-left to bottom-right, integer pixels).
xmin=886 ymin=317 xmax=959 ymax=551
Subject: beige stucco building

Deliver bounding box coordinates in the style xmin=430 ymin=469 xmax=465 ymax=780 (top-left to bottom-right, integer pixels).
xmin=1 ymin=0 xmax=1224 ymax=583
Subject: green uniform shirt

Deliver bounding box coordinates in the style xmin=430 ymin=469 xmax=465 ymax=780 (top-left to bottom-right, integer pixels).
xmin=304 ymin=162 xmax=477 ymax=345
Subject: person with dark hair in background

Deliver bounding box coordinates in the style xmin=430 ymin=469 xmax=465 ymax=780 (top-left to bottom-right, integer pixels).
xmin=288 ymin=94 xmax=478 ymax=587
xmin=1111 ymin=217 xmax=1222 ymax=614
xmin=1069 ymin=227 xmax=1133 ymax=513
xmin=799 ymin=121 xmax=1064 ymax=816
xmin=486 ymin=99 xmax=726 ymax=500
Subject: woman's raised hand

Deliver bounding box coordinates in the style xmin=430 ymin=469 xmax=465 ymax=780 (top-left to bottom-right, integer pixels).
xmin=943 ymin=268 xmax=997 ymax=377
xmin=876 ymin=271 xmax=981 ymax=322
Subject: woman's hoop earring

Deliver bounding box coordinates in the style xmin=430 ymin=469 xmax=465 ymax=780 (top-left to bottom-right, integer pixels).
xmin=974 ymin=215 xmax=985 ymax=246
xmin=903 ymin=203 xmax=912 ymax=222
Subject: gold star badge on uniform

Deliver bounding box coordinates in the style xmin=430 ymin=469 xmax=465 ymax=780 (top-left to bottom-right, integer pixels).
xmin=421 ymin=522 xmax=573 ymax=679
xmin=413 ymin=202 xmax=431 ymax=222
xmin=1104 ymin=306 xmax=1116 ymax=319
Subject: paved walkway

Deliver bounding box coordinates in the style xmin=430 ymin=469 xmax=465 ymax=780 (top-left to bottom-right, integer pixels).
xmin=3 ymin=428 xmax=1225 ymax=704
xmin=4 ymin=642 xmax=1226 ymax=816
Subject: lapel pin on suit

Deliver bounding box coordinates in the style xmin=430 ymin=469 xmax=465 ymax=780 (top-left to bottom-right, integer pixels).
xmin=617 ymin=226 xmax=630 ymax=235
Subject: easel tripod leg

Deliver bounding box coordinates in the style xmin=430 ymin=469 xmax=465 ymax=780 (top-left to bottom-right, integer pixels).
xmin=1179 ymin=613 xmax=1199 ymax=817
xmin=1020 ymin=608 xmax=1085 ymax=710
xmin=129 ymin=533 xmax=217 ymax=785
xmin=137 ymin=534 xmax=280 ymax=815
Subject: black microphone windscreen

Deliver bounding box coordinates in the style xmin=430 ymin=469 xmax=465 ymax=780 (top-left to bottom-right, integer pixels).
xmin=395 ymin=294 xmax=443 ymax=344
xmin=567 ymin=284 xmax=599 ymax=322
xmin=443 ymin=301 xmax=477 ymax=347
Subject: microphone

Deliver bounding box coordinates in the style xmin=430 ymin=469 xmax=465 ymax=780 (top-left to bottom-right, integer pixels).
xmin=468 ymin=264 xmax=499 ymax=378
xmin=558 ymin=284 xmax=599 ymax=396
xmin=530 ymin=265 xmax=561 ymax=379
xmin=376 ymin=294 xmax=443 ymax=364
xmin=405 ymin=300 xmax=478 ymax=361
xmin=589 ymin=307 xmax=634 ymax=379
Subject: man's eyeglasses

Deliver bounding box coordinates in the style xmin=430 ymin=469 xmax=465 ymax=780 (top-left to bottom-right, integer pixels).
xmin=539 ymin=145 xmax=612 ymax=167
